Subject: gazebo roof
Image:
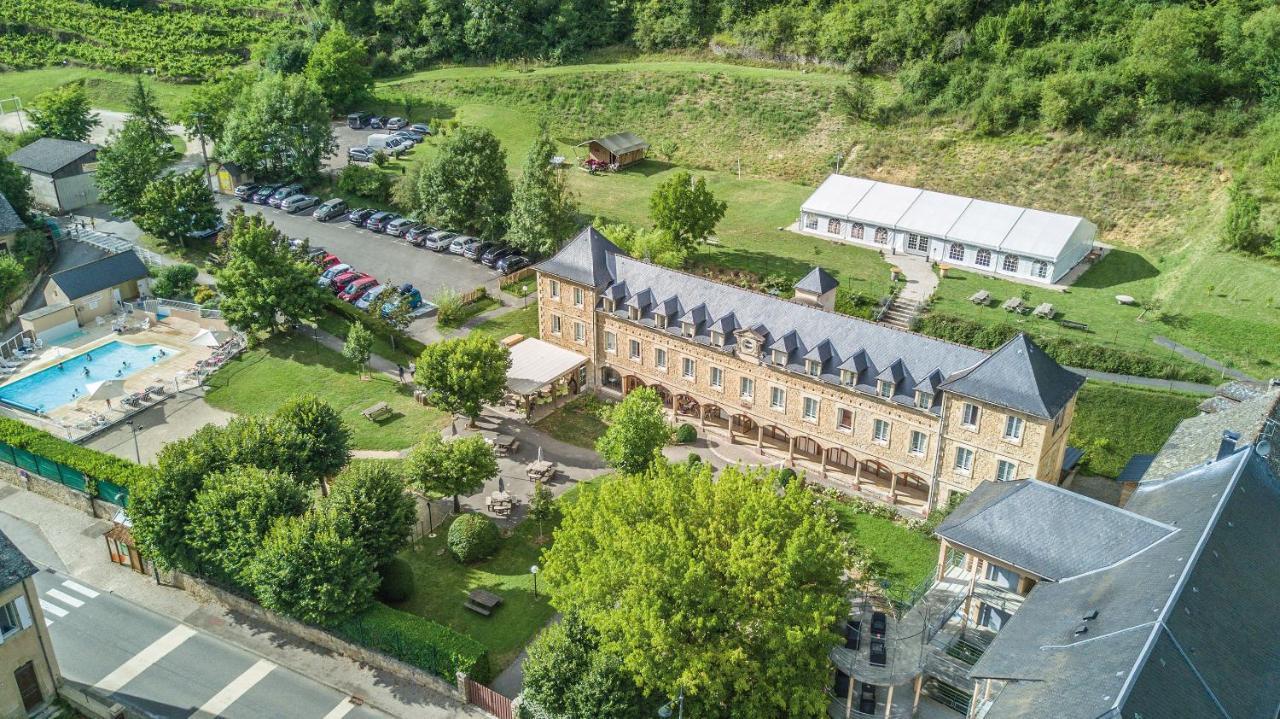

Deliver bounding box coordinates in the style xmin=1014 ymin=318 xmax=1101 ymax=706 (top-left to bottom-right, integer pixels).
xmin=506 ymin=338 xmax=588 ymax=395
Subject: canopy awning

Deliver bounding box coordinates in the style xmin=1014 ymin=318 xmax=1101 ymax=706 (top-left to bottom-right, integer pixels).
xmin=579 ymin=132 xmax=648 ymax=155
xmin=506 ymin=338 xmax=588 ymax=395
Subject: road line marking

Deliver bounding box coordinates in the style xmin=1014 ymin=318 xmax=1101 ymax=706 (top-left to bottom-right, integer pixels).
xmin=191 ymin=659 xmax=276 ymax=719
xmin=94 ymin=625 xmax=196 ymax=693
xmin=39 ymin=600 xmax=67 ymax=618
xmin=43 ymin=618 xmax=52 ymax=627
xmin=45 ymin=589 xmax=84 ymax=608
xmin=322 ymin=699 xmax=357 ymax=719
xmin=62 ymin=580 xmax=100 ymax=598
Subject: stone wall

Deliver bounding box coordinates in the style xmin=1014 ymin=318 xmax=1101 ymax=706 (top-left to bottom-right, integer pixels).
xmin=0 ymin=461 xmax=124 ymax=520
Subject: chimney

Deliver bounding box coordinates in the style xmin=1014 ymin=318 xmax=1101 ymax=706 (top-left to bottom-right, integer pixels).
xmin=1217 ymin=430 xmax=1242 ymax=461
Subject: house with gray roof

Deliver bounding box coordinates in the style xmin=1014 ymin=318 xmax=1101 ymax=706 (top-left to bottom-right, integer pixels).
xmin=0 ymin=193 xmax=25 ymax=253
xmin=0 ymin=530 xmax=61 ymax=716
xmin=6 ymin=138 xmax=99 ymax=212
xmin=44 ymin=250 xmax=150 ymax=326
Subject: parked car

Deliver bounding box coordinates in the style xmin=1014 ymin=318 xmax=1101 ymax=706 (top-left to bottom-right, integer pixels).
xmin=458 ymin=236 xmax=484 ymax=257
xmin=422 ymin=230 xmax=456 ymax=252
xmin=385 ymin=217 xmax=416 ymax=237
xmin=450 ymin=235 xmax=477 ymax=255
xmin=391 ymin=131 xmax=417 ymax=148
xmin=405 ymin=225 xmax=438 ymax=246
xmin=481 ymin=245 xmax=519 ymax=268
xmin=187 ymin=221 xmax=225 ymax=241
xmin=348 ymin=145 xmax=376 ymax=163
xmin=367 ymin=134 xmax=407 ymax=156
xmin=382 ymin=284 xmax=422 ymax=317
xmin=317 ymin=263 xmax=352 ymax=287
xmin=251 ymin=184 xmax=282 ymax=204
xmin=347 ymin=208 xmax=375 ymax=227
xmin=397 ymin=129 xmax=425 ymax=142
xmin=339 ymin=276 xmax=379 ymax=303
xmin=465 ymin=241 xmax=496 ymax=261
xmin=281 ymin=194 xmax=320 ymax=213
xmin=234 ymin=183 xmax=259 ymax=201
xmin=353 ymin=283 xmax=390 ymax=310
xmin=313 ymin=198 xmax=348 ymax=221
xmin=330 ymin=271 xmax=368 ymax=294
xmin=496 ymin=254 xmax=531 ymax=274
xmin=409 ymin=123 xmax=433 ymax=136
xmin=347 ymin=112 xmax=370 ymax=129
xmin=386 ymin=117 xmax=408 ymax=130
xmin=366 ymin=212 xmax=400 ymax=233
xmin=268 ymin=183 xmax=305 ymax=208
xmin=368 ymin=115 xmax=390 ymax=129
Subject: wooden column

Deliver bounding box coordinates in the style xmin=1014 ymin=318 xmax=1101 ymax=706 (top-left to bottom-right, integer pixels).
xmin=936 ymin=540 xmax=949 ymax=581
xmin=890 ymin=473 xmax=898 ymax=504
xmin=788 ymin=435 xmax=795 ymax=461
xmin=884 ymin=684 xmax=895 ymax=719
xmin=853 ymin=461 xmax=862 ymax=490
xmin=912 ymin=675 xmax=923 ymax=715
xmin=820 ymin=450 xmax=828 ymax=479
xmin=845 ymin=673 xmax=855 ymax=719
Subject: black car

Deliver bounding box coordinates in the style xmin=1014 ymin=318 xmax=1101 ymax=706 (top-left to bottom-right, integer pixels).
xmin=481 ymin=245 xmax=518 ymax=267
xmin=368 ymin=115 xmax=391 ymax=129
xmin=870 ymin=612 xmax=887 ymax=639
xmin=233 ymin=183 xmax=259 ymax=201
xmin=347 ymin=208 xmax=375 ymax=227
xmin=843 ymin=619 xmax=861 ymax=651
xmin=251 ymin=184 xmax=282 ymax=204
xmin=868 ymin=639 xmax=887 ymax=668
xmin=366 ymin=211 xmax=400 ymax=233
xmin=496 ymin=254 xmax=531 ymax=274
xmin=405 ymin=225 xmax=438 ymax=246
xmin=347 ymin=112 xmax=370 ymax=129
xmin=859 ymin=684 xmax=876 ymax=714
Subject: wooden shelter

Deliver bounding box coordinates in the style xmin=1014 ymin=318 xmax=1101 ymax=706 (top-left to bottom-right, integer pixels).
xmin=579 ymin=132 xmax=649 ymax=169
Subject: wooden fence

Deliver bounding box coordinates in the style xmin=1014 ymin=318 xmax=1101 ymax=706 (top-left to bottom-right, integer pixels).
xmin=464 ymin=678 xmax=514 ymax=719
xmin=459 ymin=287 xmax=489 ymax=305
xmin=500 ymin=267 xmax=536 ymax=289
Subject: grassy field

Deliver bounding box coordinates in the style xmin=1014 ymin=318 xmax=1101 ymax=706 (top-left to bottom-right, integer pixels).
xmin=204 ymin=332 xmax=449 ymax=450
xmin=830 ymin=501 xmax=938 ymax=603
xmin=471 ymin=302 xmax=539 ymax=341
xmin=531 ymin=395 xmax=609 ymax=450
xmin=1068 ymin=382 xmax=1202 ymax=478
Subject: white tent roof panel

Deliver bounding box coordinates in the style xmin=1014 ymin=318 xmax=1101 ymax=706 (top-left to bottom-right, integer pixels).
xmin=848 ymin=182 xmax=922 ymax=227
xmin=896 ymin=191 xmax=973 ymax=237
xmin=947 ymin=200 xmax=1025 ymax=249
xmin=1000 ymin=210 xmax=1092 ymax=259
xmin=800 ymin=174 xmax=875 ymax=216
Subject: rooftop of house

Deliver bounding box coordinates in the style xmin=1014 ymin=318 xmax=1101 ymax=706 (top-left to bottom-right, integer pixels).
xmin=50 ymin=250 xmax=149 ymax=300
xmin=794 ymin=266 xmax=838 ymax=295
xmin=7 ymin=137 xmax=97 ymax=176
xmin=586 ymin=132 xmax=648 ymax=155
xmin=965 ymin=390 xmax=1280 ymax=719
xmin=0 ymin=530 xmax=37 ymax=590
xmin=0 ymin=192 xmax=24 ymax=235
xmin=539 ymin=226 xmax=1083 ymax=418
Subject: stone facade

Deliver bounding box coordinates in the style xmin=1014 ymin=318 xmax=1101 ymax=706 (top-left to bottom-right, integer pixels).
xmin=0 ymin=577 xmax=60 ymax=717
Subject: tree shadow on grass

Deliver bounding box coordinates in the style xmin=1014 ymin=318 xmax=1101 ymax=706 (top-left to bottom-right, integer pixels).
xmin=1073 ymin=249 xmax=1160 ymax=290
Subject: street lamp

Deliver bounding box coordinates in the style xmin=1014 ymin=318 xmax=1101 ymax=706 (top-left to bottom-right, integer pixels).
xmin=125 ymin=420 xmax=142 ymax=463
xmin=530 ymin=564 xmax=540 ymax=597
xmin=658 ymin=688 xmax=684 ymax=719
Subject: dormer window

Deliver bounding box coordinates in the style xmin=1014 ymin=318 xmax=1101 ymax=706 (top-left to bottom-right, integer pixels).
xmin=772 ymin=349 xmax=788 ymax=366
xmin=628 ymin=307 xmax=640 ymax=321
xmin=604 ymin=298 xmax=615 ymax=312
xmin=656 ymin=314 xmax=668 ymax=330
xmin=877 ymin=380 xmax=894 ymax=398
xmin=806 ymin=360 xmax=821 ymax=377
xmin=681 ymin=321 xmax=694 ymax=338
xmin=841 ymin=370 xmax=856 ymax=386
xmin=710 ymin=331 xmax=723 ymax=347
xmin=915 ymin=391 xmax=932 ymax=409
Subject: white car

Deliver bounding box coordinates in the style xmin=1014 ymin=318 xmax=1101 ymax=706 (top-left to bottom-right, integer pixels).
xmin=281 ymin=194 xmax=320 ymax=213
xmin=422 ymin=231 xmax=455 ymax=251
xmin=354 ymin=284 xmax=390 ymax=310
xmin=317 ymin=263 xmax=352 ymax=288
xmin=386 ymin=117 xmax=408 ymax=130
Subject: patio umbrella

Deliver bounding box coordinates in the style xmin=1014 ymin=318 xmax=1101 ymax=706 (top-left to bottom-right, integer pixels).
xmin=498 ymin=476 xmax=505 ymax=493
xmin=188 ymin=329 xmax=231 ymax=348
xmin=86 ymin=379 xmax=127 ymax=409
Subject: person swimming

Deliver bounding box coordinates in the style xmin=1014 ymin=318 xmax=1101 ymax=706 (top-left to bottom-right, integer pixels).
xmin=83 ymin=366 xmax=90 ymax=376
xmin=86 ymin=353 xmax=92 ymax=362
xmin=57 ymin=363 xmax=64 ymax=372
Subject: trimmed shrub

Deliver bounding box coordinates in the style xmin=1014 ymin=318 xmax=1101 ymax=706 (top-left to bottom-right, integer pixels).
xmin=775 ymin=467 xmax=797 ymax=489
xmin=334 ymin=604 xmax=491 ymax=682
xmin=685 ymin=452 xmax=702 ymax=467
xmin=673 ymin=423 xmax=697 ymax=444
xmin=0 ymin=416 xmax=152 ymax=491
xmin=336 ymin=163 xmax=391 ymax=202
xmin=447 ymin=513 xmax=500 ymax=563
xmin=376 ymin=557 xmax=415 ymax=603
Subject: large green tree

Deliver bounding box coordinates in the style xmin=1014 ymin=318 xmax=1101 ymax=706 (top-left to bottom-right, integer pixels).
xmin=187 ymin=466 xmax=309 ymax=587
xmin=594 ymin=387 xmax=669 ymax=476
xmin=220 ymin=73 xmax=336 ymax=180
xmin=216 ymin=213 xmax=327 ymax=336
xmin=404 ymin=433 xmax=497 ymax=512
xmin=129 ymin=423 xmax=229 ymax=571
xmin=413 ymin=334 xmax=510 ymax=426
xmin=28 ymin=82 xmax=99 ymax=141
xmin=648 ymin=170 xmax=726 ymax=260
xmin=175 ymin=70 xmax=253 ymax=149
xmin=0 ymin=157 xmax=33 ymax=223
xmin=134 ymin=169 xmax=219 ymax=247
xmin=305 ymin=25 xmax=373 ymax=112
xmin=507 ymin=124 xmax=577 ymax=256
xmin=326 ymin=462 xmax=416 ymax=568
xmin=273 ymin=396 xmax=351 ymax=494
xmin=413 ymin=126 xmax=512 ymax=241
xmin=522 ymin=614 xmax=655 ymax=719
xmin=543 ymin=461 xmax=849 ymax=718
xmin=126 ymin=77 xmax=171 ymax=146
xmin=250 ymin=508 xmax=379 ymax=626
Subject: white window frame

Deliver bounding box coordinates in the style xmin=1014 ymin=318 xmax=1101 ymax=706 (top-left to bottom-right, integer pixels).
xmin=769 ymin=386 xmax=786 ymax=410
xmin=682 ymin=357 xmax=695 ymax=380
xmin=654 ymin=347 xmax=667 ymax=370
xmin=909 ymin=430 xmax=927 ymax=456
xmin=841 ymin=370 xmax=856 ymax=386
xmin=711 ymin=331 xmax=724 ymax=347
xmin=772 ymin=349 xmax=788 ymax=365
xmin=655 ymin=314 xmax=667 ymax=330
xmin=802 ymin=396 xmax=819 ymax=422
xmin=949 ymin=243 xmax=965 ymax=261
xmin=740 ymin=377 xmax=755 ymax=400
xmin=996 ymin=459 xmax=1017 ymax=482
xmin=872 ymin=418 xmax=890 ymax=444
xmin=877 ymin=380 xmax=893 ymax=398
xmin=1034 ymin=261 xmax=1049 ymax=279
xmin=836 ymin=407 xmax=854 ymax=432
xmin=804 ymin=215 xmax=819 ymax=231
xmin=961 ymin=403 xmax=980 ymax=429
xmin=1003 ymin=415 xmax=1024 ymax=442
xmin=915 ymin=391 xmax=932 ymax=409
xmin=827 ymin=218 xmax=842 ymax=235
xmin=710 ymin=366 xmax=724 ymax=389
xmin=681 ymin=321 xmax=695 ymax=338
xmin=573 ymin=321 xmax=585 ymax=343
xmin=975 ymin=248 xmax=992 ymax=267
xmin=572 ymin=286 xmax=584 ymax=307
xmin=629 ymin=339 xmax=641 ymax=361
xmin=1002 ymin=254 xmax=1020 ymax=273
xmin=604 ymin=331 xmax=616 ymax=353
xmin=550 ymin=314 xmax=562 ymax=336
xmin=954 ymin=446 xmax=975 ymax=474
xmin=549 ymin=280 xmax=560 ymax=300
xmin=806 ymin=360 xmax=820 ymax=377
xmin=603 ymin=298 xmax=615 ymax=312
xmin=850 ymin=222 xmax=864 ymax=239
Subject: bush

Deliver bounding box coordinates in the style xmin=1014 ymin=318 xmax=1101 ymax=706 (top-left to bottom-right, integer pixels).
xmin=775 ymin=467 xmax=797 ymax=489
xmin=337 ymin=164 xmax=392 ymax=203
xmin=376 ymin=557 xmax=415 ymax=603
xmin=447 ymin=513 xmax=500 ymax=563
xmin=193 ymin=285 xmax=219 ymax=306
xmin=685 ymin=452 xmax=702 ymax=467
xmin=0 ymin=416 xmax=152 ymax=491
xmin=334 ymin=604 xmax=491 ymax=682
xmin=433 ymin=288 xmax=464 ymax=326
xmin=150 ymin=263 xmax=199 ymax=300
xmin=673 ymin=423 xmax=697 ymax=444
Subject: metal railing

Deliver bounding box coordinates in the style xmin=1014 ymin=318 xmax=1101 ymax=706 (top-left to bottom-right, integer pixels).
xmin=127 ymin=298 xmax=222 ymax=320
xmin=0 ymin=330 xmax=36 ymax=360
xmin=69 ymin=226 xmax=167 ymax=267
xmin=873 ymin=286 xmax=902 ymax=323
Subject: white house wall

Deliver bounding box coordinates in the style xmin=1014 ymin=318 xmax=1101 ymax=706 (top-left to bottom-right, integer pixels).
xmin=27 ymin=175 xmax=58 ymax=211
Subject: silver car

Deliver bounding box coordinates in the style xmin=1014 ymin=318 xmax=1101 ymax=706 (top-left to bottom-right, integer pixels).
xmin=353 ymin=284 xmax=390 ymax=310
xmin=422 ymin=230 xmax=456 ymax=252
xmin=281 ymin=194 xmax=320 ymax=213
xmin=317 ymin=263 xmax=352 ymax=288
xmin=449 ymin=235 xmax=477 ymax=255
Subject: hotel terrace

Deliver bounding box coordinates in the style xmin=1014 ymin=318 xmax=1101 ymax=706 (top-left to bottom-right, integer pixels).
xmin=534 ymin=228 xmax=1086 ymax=514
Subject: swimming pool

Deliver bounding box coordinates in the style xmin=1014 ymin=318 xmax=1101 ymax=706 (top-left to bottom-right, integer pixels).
xmin=0 ymin=341 xmax=179 ymax=414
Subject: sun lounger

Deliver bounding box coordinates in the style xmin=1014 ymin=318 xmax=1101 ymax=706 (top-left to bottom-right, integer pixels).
xmin=123 ymin=392 xmax=146 ymax=407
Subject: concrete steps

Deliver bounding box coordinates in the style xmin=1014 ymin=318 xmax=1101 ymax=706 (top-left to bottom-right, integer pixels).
xmin=879 ymin=297 xmax=922 ymax=331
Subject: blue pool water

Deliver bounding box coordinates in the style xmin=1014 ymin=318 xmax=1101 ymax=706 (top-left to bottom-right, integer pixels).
xmin=0 ymin=341 xmax=179 ymax=414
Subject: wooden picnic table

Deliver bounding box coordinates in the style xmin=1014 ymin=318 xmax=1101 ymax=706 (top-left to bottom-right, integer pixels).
xmin=970 ymin=290 xmax=991 ymax=305
xmin=362 ymin=401 xmax=392 ymax=421
xmin=527 ymin=459 xmax=556 ymax=482
xmin=1033 ymin=302 xmax=1055 ymax=318
xmin=1001 ymin=297 xmax=1024 ymax=312
xmin=465 ymin=589 xmax=503 ymax=616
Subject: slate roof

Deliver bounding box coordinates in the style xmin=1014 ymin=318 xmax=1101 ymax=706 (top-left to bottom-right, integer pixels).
xmin=795 ymin=266 xmax=838 ymax=295
xmin=0 ymin=530 xmax=37 ymax=589
xmin=967 ymin=390 xmax=1280 ymax=719
xmin=589 ymin=132 xmax=648 ymax=155
xmin=940 ymin=334 xmax=1084 ymax=419
xmin=935 ymin=479 xmax=1174 ymax=580
xmin=0 ymin=192 xmax=24 ymax=235
xmin=8 ymin=138 xmax=97 ymax=175
xmin=50 ymin=250 xmax=150 ymax=300
xmin=538 ymin=227 xmax=1079 ymax=415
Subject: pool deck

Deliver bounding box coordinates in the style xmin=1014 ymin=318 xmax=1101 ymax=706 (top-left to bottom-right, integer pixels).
xmin=0 ymin=317 xmax=221 ymax=441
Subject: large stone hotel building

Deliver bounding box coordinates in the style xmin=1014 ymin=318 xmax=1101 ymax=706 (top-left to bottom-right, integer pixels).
xmin=533 ymin=227 xmax=1085 ymax=514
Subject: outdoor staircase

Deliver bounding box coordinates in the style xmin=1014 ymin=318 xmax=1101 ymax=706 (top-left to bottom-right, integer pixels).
xmin=878 ymin=296 xmax=922 ymax=331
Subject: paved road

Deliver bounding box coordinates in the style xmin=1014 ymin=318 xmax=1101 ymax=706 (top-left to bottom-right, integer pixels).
xmin=221 ymin=197 xmax=499 ymax=303
xmin=35 ymin=568 xmax=393 ymax=719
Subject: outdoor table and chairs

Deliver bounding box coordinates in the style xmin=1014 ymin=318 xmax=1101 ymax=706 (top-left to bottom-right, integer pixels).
xmin=486 ymin=491 xmax=517 ymax=516
xmin=969 ymin=290 xmax=991 ymax=305
xmin=527 ymin=459 xmax=556 ymax=482
xmin=465 ymin=588 xmax=503 ymax=617
xmin=481 ymin=432 xmax=519 ymax=457
xmin=1033 ymin=302 xmax=1056 ymax=319
xmin=1001 ymin=297 xmax=1025 ymax=313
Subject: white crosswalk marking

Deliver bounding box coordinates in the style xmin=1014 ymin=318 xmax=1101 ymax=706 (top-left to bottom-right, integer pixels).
xmin=45 ymin=589 xmax=84 ymax=608
xmin=191 ymin=659 xmax=276 ymax=718
xmin=95 ymin=625 xmax=196 ymax=693
xmin=39 ymin=600 xmax=67 ymax=618
xmin=43 ymin=618 xmax=52 ymax=627
xmin=61 ymin=580 xmax=100 ymax=598
xmin=322 ymin=699 xmax=357 ymax=719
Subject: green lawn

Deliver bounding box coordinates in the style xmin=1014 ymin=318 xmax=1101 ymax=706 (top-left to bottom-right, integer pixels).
xmin=830 ymin=501 xmax=938 ymax=604
xmin=531 ymin=395 xmax=609 ymax=450
xmin=0 ymin=68 xmax=196 ymax=114
xmin=204 ymin=332 xmax=449 ymax=450
xmin=1068 ymin=382 xmax=1201 ymax=478
xmin=312 ymin=311 xmax=422 ymax=368
xmin=471 ymin=302 xmax=539 ymax=340
xmin=439 ymin=295 xmax=500 ymax=329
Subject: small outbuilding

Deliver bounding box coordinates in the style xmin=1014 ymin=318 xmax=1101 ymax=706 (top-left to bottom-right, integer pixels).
xmin=579 ymin=132 xmax=648 ymax=169
xmin=6 ymin=138 xmax=99 ymax=213
xmin=45 ymin=250 xmax=150 ymax=326
xmin=503 ymin=335 xmax=588 ymax=418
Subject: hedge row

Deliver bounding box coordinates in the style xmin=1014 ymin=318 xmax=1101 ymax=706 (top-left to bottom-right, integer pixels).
xmin=915 ymin=314 xmax=1217 ymax=384
xmin=0 ymin=416 xmax=152 ymax=489
xmin=334 ymin=603 xmax=491 ymax=684
xmin=326 ymin=299 xmax=427 ymax=358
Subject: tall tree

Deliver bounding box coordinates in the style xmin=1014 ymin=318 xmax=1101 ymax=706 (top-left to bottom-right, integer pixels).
xmin=305 ymin=25 xmax=373 ymax=112
xmin=187 ymin=466 xmax=309 ymax=587
xmin=508 ymin=124 xmax=577 ymax=256
xmin=129 ymin=424 xmax=229 ymax=571
xmin=216 ymin=213 xmax=327 ymax=337
xmin=273 ymin=396 xmax=351 ymax=495
xmin=126 ymin=76 xmax=170 ymax=146
xmin=220 ymin=73 xmax=336 ymax=180
xmin=648 ymin=170 xmax=726 ymax=260
xmin=175 ymin=70 xmax=253 ymax=149
xmin=527 ymin=481 xmax=556 ymax=542
xmin=326 ymin=462 xmax=416 ymax=568
xmin=134 ymin=169 xmax=220 ymax=248
xmin=594 ymin=387 xmax=669 ymax=476
xmin=404 ymin=433 xmax=497 ymax=512
xmin=414 ymin=126 xmax=512 ymax=241
xmin=97 ymin=118 xmax=173 ymax=217
xmin=250 ymin=508 xmax=379 ymax=626
xmin=0 ymin=157 xmax=34 ymax=223
xmin=523 ymin=613 xmax=656 ymax=719
xmin=543 ymin=461 xmax=849 ymax=718
xmin=342 ymin=321 xmax=374 ymax=378
xmin=28 ymin=82 xmax=100 ymax=142
xmin=413 ymin=334 xmax=510 ymax=426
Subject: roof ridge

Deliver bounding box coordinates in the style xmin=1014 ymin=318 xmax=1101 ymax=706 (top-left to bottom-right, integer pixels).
xmin=1032 ymin=478 xmax=1179 ymax=534
xmin=1158 ymin=624 xmax=1231 ymax=719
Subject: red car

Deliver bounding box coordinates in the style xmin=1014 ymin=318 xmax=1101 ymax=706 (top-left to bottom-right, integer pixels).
xmin=317 ymin=254 xmax=341 ymax=270
xmin=328 ymin=270 xmax=366 ymax=294
xmin=339 ymin=276 xmax=379 ymax=302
